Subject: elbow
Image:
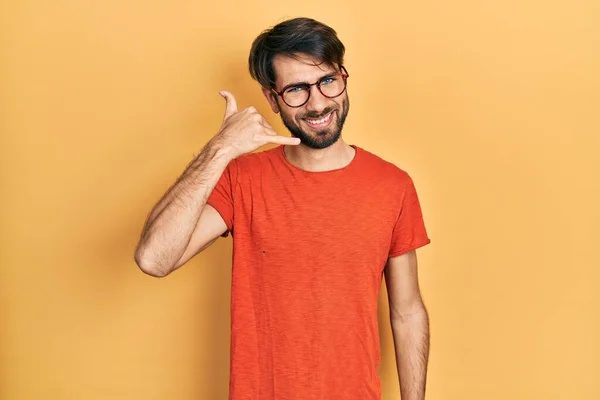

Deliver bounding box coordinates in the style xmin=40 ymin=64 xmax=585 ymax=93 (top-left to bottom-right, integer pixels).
xmin=134 ymin=250 xmax=171 ymax=278
xmin=390 ymin=302 xmax=428 ymax=325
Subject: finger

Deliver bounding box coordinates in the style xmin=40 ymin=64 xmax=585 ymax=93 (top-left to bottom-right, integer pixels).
xmin=257 ymin=134 xmax=301 ymax=145
xmin=259 ymin=119 xmax=277 ymax=135
xmin=219 ymin=90 xmax=238 ymax=120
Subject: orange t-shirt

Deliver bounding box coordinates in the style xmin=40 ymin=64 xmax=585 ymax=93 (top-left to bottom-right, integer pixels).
xmin=207 ymin=144 xmax=430 ymax=400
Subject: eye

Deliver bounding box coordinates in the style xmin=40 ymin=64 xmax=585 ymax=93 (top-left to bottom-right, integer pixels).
xmin=285 ymin=85 xmax=308 ymax=94
xmin=321 ymin=77 xmax=336 ymax=85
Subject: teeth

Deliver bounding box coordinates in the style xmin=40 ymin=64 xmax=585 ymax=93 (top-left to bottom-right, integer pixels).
xmin=306 ymin=113 xmax=331 ymax=125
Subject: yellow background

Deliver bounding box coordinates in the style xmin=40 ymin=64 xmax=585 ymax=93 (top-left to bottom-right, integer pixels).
xmin=1 ymin=0 xmax=599 ymax=399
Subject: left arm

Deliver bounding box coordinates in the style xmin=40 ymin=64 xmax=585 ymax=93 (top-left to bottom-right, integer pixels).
xmin=384 ymin=249 xmax=430 ymax=400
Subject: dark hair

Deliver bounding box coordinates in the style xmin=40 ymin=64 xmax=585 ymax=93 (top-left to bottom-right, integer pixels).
xmin=248 ymin=17 xmax=346 ymax=89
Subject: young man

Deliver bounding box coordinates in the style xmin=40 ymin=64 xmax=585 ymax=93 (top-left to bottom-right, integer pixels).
xmin=135 ymin=17 xmax=431 ymax=400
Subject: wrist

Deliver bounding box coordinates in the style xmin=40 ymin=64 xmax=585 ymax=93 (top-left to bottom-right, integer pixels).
xmin=207 ymin=137 xmax=237 ymax=163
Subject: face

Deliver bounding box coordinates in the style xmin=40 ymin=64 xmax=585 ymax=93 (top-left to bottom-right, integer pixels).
xmin=262 ymin=54 xmax=350 ymax=150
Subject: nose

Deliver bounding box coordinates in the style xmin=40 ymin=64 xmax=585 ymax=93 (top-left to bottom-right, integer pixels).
xmin=304 ymin=85 xmax=328 ymax=113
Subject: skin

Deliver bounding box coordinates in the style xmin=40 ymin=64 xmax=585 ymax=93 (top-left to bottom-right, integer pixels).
xmin=385 ymin=251 xmax=430 ymax=400
xmin=263 ymin=54 xmax=350 ymax=150
xmin=134 ymin=93 xmax=300 ymax=276
xmin=135 ymin=52 xmax=429 ymax=400
xmin=262 ymin=54 xmax=355 ymax=172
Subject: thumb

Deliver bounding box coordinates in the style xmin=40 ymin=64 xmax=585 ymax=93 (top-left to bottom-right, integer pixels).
xmin=219 ymin=90 xmax=238 ymax=120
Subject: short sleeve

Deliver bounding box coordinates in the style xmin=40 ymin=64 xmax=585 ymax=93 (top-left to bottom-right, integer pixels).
xmin=388 ymin=176 xmax=431 ymax=257
xmin=206 ymin=159 xmax=237 ymax=237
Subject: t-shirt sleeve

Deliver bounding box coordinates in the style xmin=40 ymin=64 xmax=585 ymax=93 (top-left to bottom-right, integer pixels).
xmin=206 ymin=159 xmax=236 ymax=237
xmin=388 ymin=175 xmax=431 ymax=257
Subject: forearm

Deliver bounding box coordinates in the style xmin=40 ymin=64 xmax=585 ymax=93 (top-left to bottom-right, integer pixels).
xmin=135 ymin=139 xmax=232 ymax=276
xmin=390 ymin=304 xmax=430 ymax=400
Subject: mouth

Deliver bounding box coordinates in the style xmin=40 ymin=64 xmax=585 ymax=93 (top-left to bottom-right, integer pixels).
xmin=303 ymin=111 xmax=334 ymax=130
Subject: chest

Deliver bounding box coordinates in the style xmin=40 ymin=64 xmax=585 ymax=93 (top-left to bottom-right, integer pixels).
xmin=233 ymin=174 xmax=398 ymax=270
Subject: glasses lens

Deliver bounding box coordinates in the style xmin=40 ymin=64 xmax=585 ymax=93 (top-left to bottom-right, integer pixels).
xmin=283 ymin=86 xmax=309 ymax=107
xmin=320 ymin=76 xmax=346 ymax=98
xmin=281 ymin=73 xmax=347 ymax=107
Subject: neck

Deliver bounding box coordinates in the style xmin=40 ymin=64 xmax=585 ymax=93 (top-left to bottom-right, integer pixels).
xmin=283 ymin=139 xmax=356 ymax=172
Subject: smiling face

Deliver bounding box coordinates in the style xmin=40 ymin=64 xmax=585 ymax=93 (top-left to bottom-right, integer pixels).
xmin=262 ymin=53 xmax=350 ymax=150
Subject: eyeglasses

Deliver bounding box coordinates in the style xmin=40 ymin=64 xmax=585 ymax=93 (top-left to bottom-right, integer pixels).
xmin=271 ymin=66 xmax=349 ymax=108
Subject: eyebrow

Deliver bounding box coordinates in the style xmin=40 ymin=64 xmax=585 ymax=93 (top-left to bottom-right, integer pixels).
xmin=281 ymin=71 xmax=338 ymax=92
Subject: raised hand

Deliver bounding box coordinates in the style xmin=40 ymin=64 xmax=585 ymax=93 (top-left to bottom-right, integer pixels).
xmin=214 ymin=90 xmax=301 ymax=159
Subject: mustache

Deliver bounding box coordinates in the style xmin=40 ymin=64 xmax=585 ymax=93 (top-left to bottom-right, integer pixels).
xmin=300 ymin=107 xmax=336 ymax=119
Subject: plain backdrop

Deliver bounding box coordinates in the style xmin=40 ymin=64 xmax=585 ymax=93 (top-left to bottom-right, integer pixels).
xmin=1 ymin=0 xmax=599 ymax=399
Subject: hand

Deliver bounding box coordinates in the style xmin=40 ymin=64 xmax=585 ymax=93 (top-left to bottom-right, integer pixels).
xmin=214 ymin=90 xmax=301 ymax=159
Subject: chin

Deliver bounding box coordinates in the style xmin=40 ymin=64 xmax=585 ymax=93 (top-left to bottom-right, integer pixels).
xmin=299 ymin=130 xmax=342 ymax=149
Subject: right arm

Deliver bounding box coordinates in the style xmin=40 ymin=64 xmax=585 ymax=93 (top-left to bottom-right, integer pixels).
xmin=134 ymin=139 xmax=232 ymax=277
xmin=134 ymin=91 xmax=300 ymax=277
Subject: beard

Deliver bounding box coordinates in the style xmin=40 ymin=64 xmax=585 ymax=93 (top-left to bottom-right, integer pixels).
xmin=279 ymin=97 xmax=350 ymax=150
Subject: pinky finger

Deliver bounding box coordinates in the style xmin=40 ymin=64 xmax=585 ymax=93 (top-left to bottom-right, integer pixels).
xmin=258 ymin=134 xmax=301 ymax=145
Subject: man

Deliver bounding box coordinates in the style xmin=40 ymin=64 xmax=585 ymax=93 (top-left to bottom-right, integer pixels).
xmin=135 ymin=17 xmax=431 ymax=400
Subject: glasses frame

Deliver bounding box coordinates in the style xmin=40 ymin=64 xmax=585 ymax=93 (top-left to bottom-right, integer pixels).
xmin=271 ymin=66 xmax=349 ymax=108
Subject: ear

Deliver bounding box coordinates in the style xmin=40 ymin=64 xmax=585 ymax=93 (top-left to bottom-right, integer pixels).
xmin=261 ymin=87 xmax=280 ymax=114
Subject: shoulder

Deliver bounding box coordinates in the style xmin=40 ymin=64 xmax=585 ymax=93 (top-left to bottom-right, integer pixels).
xmin=356 ymin=145 xmax=413 ymax=187
xmin=227 ymin=146 xmax=281 ymax=180
xmin=232 ymin=146 xmax=280 ymax=167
